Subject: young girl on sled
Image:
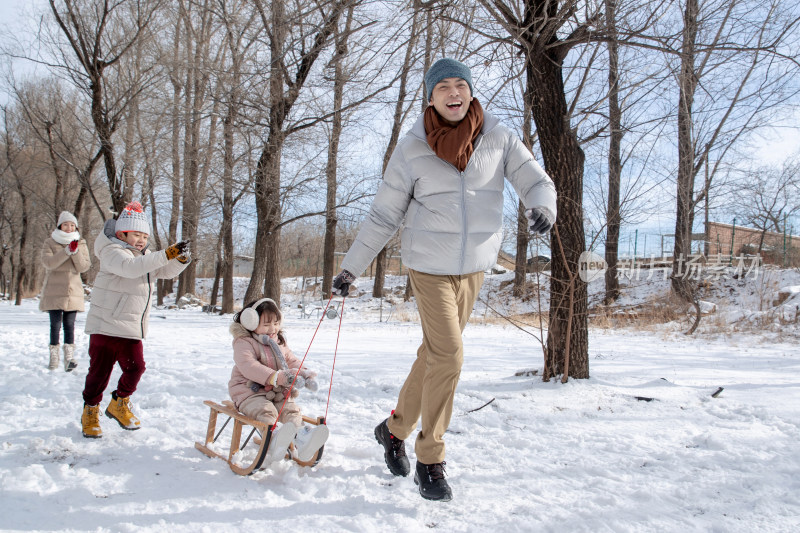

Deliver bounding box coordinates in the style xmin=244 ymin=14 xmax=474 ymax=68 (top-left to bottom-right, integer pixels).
xmin=229 ymin=298 xmax=328 ymax=463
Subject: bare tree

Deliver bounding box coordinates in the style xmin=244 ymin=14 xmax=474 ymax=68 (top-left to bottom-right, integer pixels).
xmin=46 ymin=0 xmax=162 ymax=213
xmin=369 ymin=5 xmax=426 ymax=299
xmin=321 ymin=5 xmax=355 ymax=298
xmin=11 ymin=79 xmax=106 ymax=223
xmin=667 ymin=0 xmax=800 ymax=302
xmin=1 ymin=106 xmax=35 ymax=304
xmin=734 ymin=157 xmax=800 ymax=252
xmin=215 ymin=0 xmax=259 ymax=313
xmin=243 ymin=0 xmax=352 ymax=304
xmin=175 ymin=0 xmax=221 ymax=299
xmin=477 ymin=0 xmax=602 ymax=380
xmin=603 ymin=0 xmax=623 ymax=304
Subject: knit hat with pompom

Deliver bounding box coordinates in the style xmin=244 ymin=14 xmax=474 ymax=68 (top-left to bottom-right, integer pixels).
xmin=115 ymin=201 xmax=150 ymax=235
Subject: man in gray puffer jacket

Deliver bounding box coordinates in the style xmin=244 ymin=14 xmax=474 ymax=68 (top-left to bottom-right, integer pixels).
xmin=333 ymin=58 xmax=557 ymax=502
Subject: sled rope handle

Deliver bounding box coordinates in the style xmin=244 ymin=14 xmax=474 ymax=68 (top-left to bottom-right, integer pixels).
xmin=272 ymin=294 xmax=342 ymax=431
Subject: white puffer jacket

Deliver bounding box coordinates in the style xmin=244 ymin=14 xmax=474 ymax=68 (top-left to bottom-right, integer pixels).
xmin=341 ymin=111 xmax=557 ymax=277
xmin=84 ymin=219 xmax=188 ymax=340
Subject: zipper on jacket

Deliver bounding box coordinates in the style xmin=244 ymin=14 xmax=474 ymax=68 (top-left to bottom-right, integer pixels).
xmin=422 ymin=132 xmax=486 ymax=274
xmin=142 ymin=272 xmax=151 ymax=338
xmin=460 ymin=170 xmax=467 ymax=270
xmin=457 ymin=135 xmax=483 ymax=273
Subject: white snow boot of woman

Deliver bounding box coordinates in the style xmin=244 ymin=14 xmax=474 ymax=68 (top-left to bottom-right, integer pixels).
xmin=292 ymin=424 xmax=329 ymax=462
xmin=63 ymin=344 xmax=78 ymax=372
xmin=48 ymin=345 xmax=60 ymax=370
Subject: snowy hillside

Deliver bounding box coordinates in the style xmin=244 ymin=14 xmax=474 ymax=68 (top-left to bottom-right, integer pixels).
xmin=1 ymin=270 xmax=799 ymax=532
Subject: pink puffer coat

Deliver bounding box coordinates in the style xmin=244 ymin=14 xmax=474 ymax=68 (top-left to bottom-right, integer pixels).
xmin=228 ymin=322 xmax=303 ymax=409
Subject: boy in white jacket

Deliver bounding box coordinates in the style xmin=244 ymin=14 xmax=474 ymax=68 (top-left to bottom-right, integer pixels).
xmin=81 ymin=201 xmax=190 ymax=439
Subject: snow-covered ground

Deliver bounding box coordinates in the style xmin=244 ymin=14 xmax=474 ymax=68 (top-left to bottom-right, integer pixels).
xmin=1 ymin=271 xmax=799 ymax=532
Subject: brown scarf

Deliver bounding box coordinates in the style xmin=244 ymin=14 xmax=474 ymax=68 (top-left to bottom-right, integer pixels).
xmin=424 ymin=99 xmax=484 ymax=171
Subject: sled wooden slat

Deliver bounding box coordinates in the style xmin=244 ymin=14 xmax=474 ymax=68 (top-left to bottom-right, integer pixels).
xmin=194 ymin=400 xmax=325 ymax=475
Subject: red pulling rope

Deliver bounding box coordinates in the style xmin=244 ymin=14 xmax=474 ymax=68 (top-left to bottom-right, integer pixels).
xmin=324 ymin=297 xmax=345 ymax=422
xmin=271 ymin=294 xmax=344 ymax=431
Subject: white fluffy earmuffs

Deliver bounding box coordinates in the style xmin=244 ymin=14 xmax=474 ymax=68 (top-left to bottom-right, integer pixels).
xmin=239 ymin=298 xmax=277 ymax=331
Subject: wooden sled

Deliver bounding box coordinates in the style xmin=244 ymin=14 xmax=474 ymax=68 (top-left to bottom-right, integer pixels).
xmin=195 ymin=400 xmax=325 ymax=475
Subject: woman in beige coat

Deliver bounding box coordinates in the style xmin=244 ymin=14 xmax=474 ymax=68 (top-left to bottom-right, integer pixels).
xmin=40 ymin=211 xmax=91 ymax=371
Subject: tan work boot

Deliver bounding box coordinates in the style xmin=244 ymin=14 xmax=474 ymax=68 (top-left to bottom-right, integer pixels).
xmin=82 ymin=404 xmax=103 ymax=438
xmin=105 ymin=392 xmax=141 ymax=430
xmin=63 ymin=344 xmax=78 ymax=372
xmin=48 ymin=345 xmax=60 ymax=370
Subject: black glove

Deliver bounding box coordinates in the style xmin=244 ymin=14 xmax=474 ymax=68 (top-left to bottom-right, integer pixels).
xmin=332 ymin=269 xmax=356 ymax=297
xmin=525 ymin=208 xmax=555 ymax=235
xmin=165 ymin=240 xmax=190 ymax=261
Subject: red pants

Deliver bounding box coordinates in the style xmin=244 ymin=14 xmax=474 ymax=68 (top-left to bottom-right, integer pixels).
xmin=82 ymin=334 xmax=146 ymax=406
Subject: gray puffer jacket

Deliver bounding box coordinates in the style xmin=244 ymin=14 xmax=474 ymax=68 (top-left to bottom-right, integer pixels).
xmin=341 ymin=111 xmax=557 ymax=277
xmin=84 ymin=219 xmax=188 ymax=340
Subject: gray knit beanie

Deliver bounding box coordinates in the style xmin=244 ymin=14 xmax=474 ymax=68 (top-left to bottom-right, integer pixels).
xmin=424 ymin=58 xmax=473 ymax=102
xmin=57 ymin=211 xmax=78 ymax=229
xmin=114 ymin=201 xmax=151 ymax=235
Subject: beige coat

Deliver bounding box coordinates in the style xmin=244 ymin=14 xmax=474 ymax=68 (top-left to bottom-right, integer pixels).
xmin=84 ymin=219 xmax=188 ymax=340
xmin=39 ymin=236 xmax=91 ymax=312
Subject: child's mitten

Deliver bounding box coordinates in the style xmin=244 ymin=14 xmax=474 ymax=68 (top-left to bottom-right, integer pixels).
xmin=300 ymin=369 xmax=319 ymax=391
xmin=269 ymin=369 xmax=298 ymax=388
xmin=165 ymin=240 xmax=191 ymax=261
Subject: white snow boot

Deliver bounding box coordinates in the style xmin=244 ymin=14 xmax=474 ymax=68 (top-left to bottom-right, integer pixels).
xmin=63 ymin=344 xmax=78 ymax=372
xmin=48 ymin=345 xmax=60 ymax=370
xmin=264 ymin=423 xmax=298 ymax=463
xmin=292 ymin=424 xmax=329 ymax=462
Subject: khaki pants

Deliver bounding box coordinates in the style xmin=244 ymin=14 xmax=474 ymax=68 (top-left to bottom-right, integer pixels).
xmin=387 ymin=269 xmax=483 ymax=464
xmin=239 ymin=393 xmax=302 ymax=427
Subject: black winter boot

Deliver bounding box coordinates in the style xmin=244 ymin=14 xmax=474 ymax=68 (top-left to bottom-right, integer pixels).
xmin=414 ymin=461 xmax=452 ymax=502
xmin=374 ymin=418 xmax=411 ymax=477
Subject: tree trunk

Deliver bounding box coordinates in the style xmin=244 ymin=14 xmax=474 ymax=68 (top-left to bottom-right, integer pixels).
xmin=371 ymin=6 xmax=421 ymax=297
xmin=166 ymin=11 xmax=184 ymax=297
xmin=14 ymin=193 xmax=28 ymax=306
xmin=45 ymin=122 xmax=66 ymax=218
xmin=526 ymin=53 xmax=589 ymax=381
xmin=513 ymin=199 xmax=529 ymax=297
xmin=323 ymin=7 xmax=353 ymax=297
xmin=178 ymin=7 xmax=214 ymax=300
xmin=247 ymin=0 xmax=287 ymax=304
xmin=221 ymin=83 xmax=237 ymax=314
xmin=246 ymin=138 xmax=284 ymax=303
xmin=246 ymin=0 xmax=346 ymax=304
xmin=210 ymin=232 xmax=222 ymax=308
xmin=478 ymin=0 xmax=590 ymax=380
xmin=604 ymin=0 xmax=622 ymax=305
xmin=374 ymin=249 xmax=386 ymax=297
xmin=672 ymin=0 xmax=699 ymax=303
xmin=121 ymin=95 xmax=138 ymax=208
xmin=73 ymin=186 xmax=86 ymax=221
xmin=89 ymin=70 xmax=123 ymax=213
xmin=513 ymin=71 xmax=536 ymax=296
